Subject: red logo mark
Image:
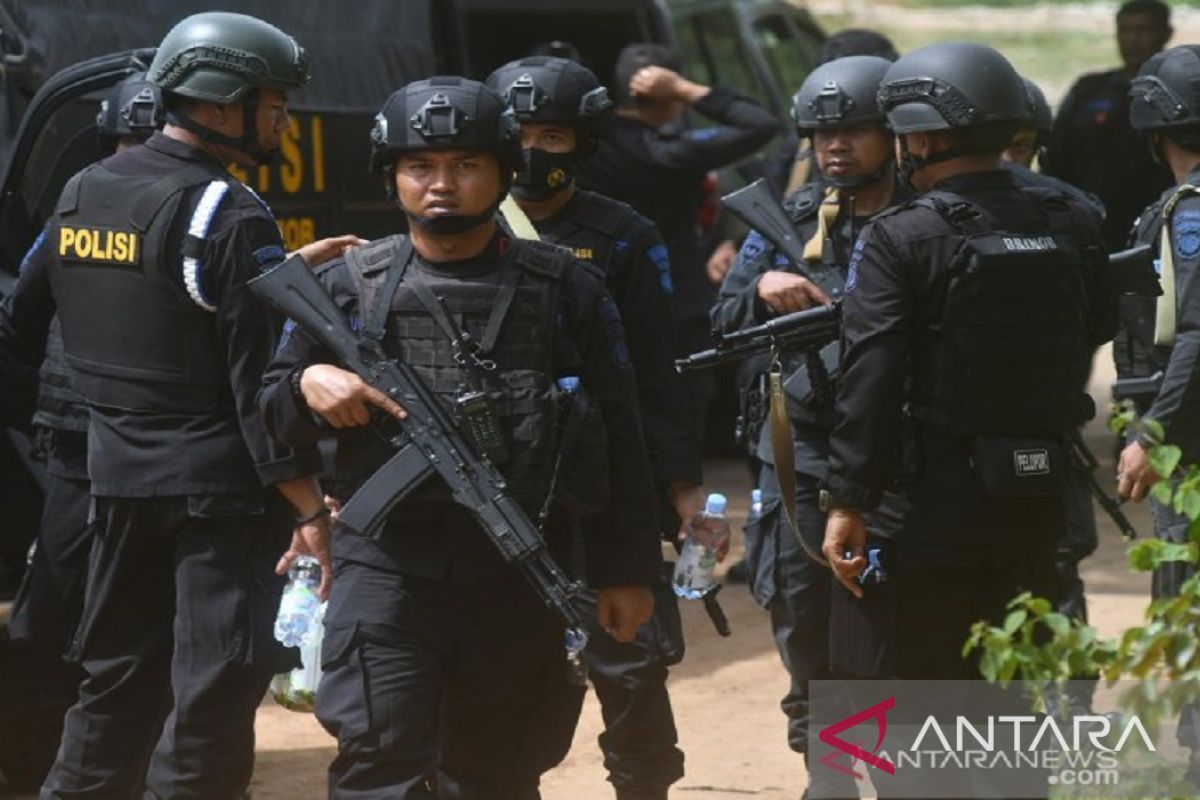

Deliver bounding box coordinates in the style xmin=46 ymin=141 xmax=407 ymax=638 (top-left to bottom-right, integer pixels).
xmin=818 ymin=697 xmax=896 ymax=778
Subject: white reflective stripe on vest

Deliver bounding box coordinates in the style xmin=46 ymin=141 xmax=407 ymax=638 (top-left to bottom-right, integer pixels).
xmin=182 ymin=180 xmax=231 ymax=313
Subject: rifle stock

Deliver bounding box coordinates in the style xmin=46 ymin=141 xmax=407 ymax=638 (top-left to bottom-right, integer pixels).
xmin=721 ymin=178 xmax=816 ymax=281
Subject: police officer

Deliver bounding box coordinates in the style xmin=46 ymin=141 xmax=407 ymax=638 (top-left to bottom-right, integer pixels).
xmin=1043 ymin=0 xmax=1174 ymax=251
xmin=821 ymin=43 xmax=1117 ymax=681
xmin=259 ymin=77 xmax=660 ymax=798
xmin=0 ymin=13 xmax=346 ymax=797
xmin=1004 ymin=77 xmax=1106 ymax=220
xmin=1117 ymin=44 xmax=1200 ymax=772
xmin=579 ymin=43 xmax=778 ymax=436
xmin=486 ymin=56 xmax=700 ymax=800
xmin=1 ymin=72 xmax=163 ymax=791
xmin=711 ymin=55 xmax=906 ymax=798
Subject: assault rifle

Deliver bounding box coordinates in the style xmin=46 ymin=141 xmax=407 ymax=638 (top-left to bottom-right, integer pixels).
xmin=1067 ymin=429 xmax=1138 ymax=541
xmin=675 ymin=303 xmax=841 ymax=373
xmin=249 ymin=255 xmax=590 ymax=676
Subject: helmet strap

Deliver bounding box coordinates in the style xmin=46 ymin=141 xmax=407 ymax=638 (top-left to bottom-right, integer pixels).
xmin=166 ymin=91 xmax=276 ymax=166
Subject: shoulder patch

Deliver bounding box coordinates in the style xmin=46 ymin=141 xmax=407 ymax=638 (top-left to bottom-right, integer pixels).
xmin=845 ymin=239 xmax=865 ymax=293
xmin=646 ymin=243 xmax=673 ymax=294
xmin=1174 ymin=209 xmax=1200 ymax=259
xmin=739 ymin=230 xmax=768 ymax=262
xmin=253 ymin=244 xmax=286 ymax=270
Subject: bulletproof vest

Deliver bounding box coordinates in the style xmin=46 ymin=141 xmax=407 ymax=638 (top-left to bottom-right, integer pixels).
xmin=551 ymin=191 xmax=641 ymax=280
xmin=910 ymin=191 xmax=1094 ymax=436
xmin=46 ymin=161 xmax=232 ymax=413
xmin=31 ymin=317 xmax=89 ymax=432
xmin=1114 ymin=199 xmax=1168 ymax=380
xmin=343 ymin=235 xmax=566 ymax=512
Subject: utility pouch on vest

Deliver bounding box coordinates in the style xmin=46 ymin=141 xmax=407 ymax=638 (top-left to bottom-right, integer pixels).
xmin=550 ymin=383 xmax=610 ymax=517
xmin=969 ymin=435 xmax=1066 ymax=499
xmin=456 ymin=389 xmax=512 ymax=466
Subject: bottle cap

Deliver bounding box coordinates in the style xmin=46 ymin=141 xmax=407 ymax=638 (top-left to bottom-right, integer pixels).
xmin=557 ymin=376 xmax=580 ymax=392
xmin=705 ymin=493 xmax=727 ymax=515
xmin=751 ymin=488 xmax=762 ymax=502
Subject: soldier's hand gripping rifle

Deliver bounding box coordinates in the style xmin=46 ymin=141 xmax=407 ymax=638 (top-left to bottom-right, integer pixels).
xmin=249 ymin=255 xmax=590 ymax=679
xmin=1067 ymin=429 xmax=1139 ymax=541
xmin=678 ymin=178 xmax=843 ymax=373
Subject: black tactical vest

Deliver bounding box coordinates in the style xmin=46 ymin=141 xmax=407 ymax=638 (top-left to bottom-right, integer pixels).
xmin=32 ymin=318 xmax=88 ymax=432
xmin=46 ymin=161 xmax=230 ymax=414
xmin=343 ymin=235 xmax=567 ymax=513
xmin=1114 ymin=198 xmax=1169 ymax=381
xmin=549 ymin=190 xmax=640 ymax=279
xmin=910 ymin=191 xmax=1094 ymax=436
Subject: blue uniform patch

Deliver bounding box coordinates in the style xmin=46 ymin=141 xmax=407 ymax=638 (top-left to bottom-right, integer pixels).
xmin=614 ymin=239 xmax=629 ymax=253
xmin=845 ymin=240 xmax=865 ymax=293
xmin=19 ymin=229 xmax=47 ymax=274
xmin=684 ymin=128 xmax=720 ymax=141
xmin=598 ymin=294 xmax=633 ymax=369
xmin=739 ymin=231 xmax=767 ymax=262
xmin=1174 ymin=209 xmax=1200 ymax=260
xmin=646 ymin=243 xmax=673 ymax=295
xmin=254 ymin=244 xmax=287 ymax=271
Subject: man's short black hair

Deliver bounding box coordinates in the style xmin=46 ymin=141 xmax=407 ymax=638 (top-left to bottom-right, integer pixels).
xmin=1117 ymin=0 xmax=1171 ymax=28
xmin=816 ymin=29 xmax=899 ymax=66
xmin=613 ymin=43 xmax=682 ymax=106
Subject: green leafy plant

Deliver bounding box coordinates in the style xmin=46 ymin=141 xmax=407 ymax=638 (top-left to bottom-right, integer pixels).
xmin=966 ymin=405 xmax=1200 ymax=723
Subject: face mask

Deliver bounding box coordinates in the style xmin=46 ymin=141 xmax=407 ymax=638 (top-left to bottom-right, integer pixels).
xmin=512 ymin=148 xmax=576 ymax=201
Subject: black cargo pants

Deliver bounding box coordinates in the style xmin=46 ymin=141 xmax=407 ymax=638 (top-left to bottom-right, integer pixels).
xmin=315 ymin=560 xmax=577 ymax=799
xmin=41 ymin=494 xmax=290 ymax=799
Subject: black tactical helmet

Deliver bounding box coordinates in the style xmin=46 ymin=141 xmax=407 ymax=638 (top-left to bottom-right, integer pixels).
xmin=96 ymin=72 xmax=163 ymax=143
xmin=877 ymin=42 xmax=1027 ymax=134
xmin=369 ymin=77 xmax=522 ymax=178
xmin=1130 ymin=45 xmax=1200 ymax=131
xmin=485 ymin=57 xmax=612 ymax=154
xmin=148 ymin=12 xmax=308 ymax=104
xmin=791 ymin=55 xmax=892 ymax=133
xmin=1022 ymin=77 xmax=1053 ymax=134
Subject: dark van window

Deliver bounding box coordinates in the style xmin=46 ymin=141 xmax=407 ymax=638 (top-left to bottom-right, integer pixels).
xmin=680 ymin=9 xmax=771 ymax=107
xmin=753 ymin=14 xmax=818 ymax=98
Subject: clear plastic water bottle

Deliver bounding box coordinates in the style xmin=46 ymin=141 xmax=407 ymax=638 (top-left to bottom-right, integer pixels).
xmin=673 ymin=493 xmax=731 ymax=600
xmin=750 ymin=488 xmax=763 ymax=517
xmin=274 ymin=556 xmax=322 ymax=648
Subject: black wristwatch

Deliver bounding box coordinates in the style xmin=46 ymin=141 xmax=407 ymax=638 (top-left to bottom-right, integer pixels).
xmin=289 ymin=365 xmax=308 ymax=407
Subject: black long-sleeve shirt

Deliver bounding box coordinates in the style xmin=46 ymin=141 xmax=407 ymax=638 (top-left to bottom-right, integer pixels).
xmin=0 ymin=133 xmax=321 ymax=496
xmin=1042 ymin=68 xmax=1172 ymax=252
xmin=579 ymin=85 xmax=780 ymax=323
xmin=531 ymin=189 xmax=700 ymax=486
xmin=259 ymin=233 xmax=662 ymax=589
xmin=825 ymin=170 xmax=1118 ymax=510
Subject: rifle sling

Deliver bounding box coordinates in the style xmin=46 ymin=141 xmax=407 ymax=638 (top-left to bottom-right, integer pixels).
xmin=769 ymin=356 xmax=830 ymax=568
